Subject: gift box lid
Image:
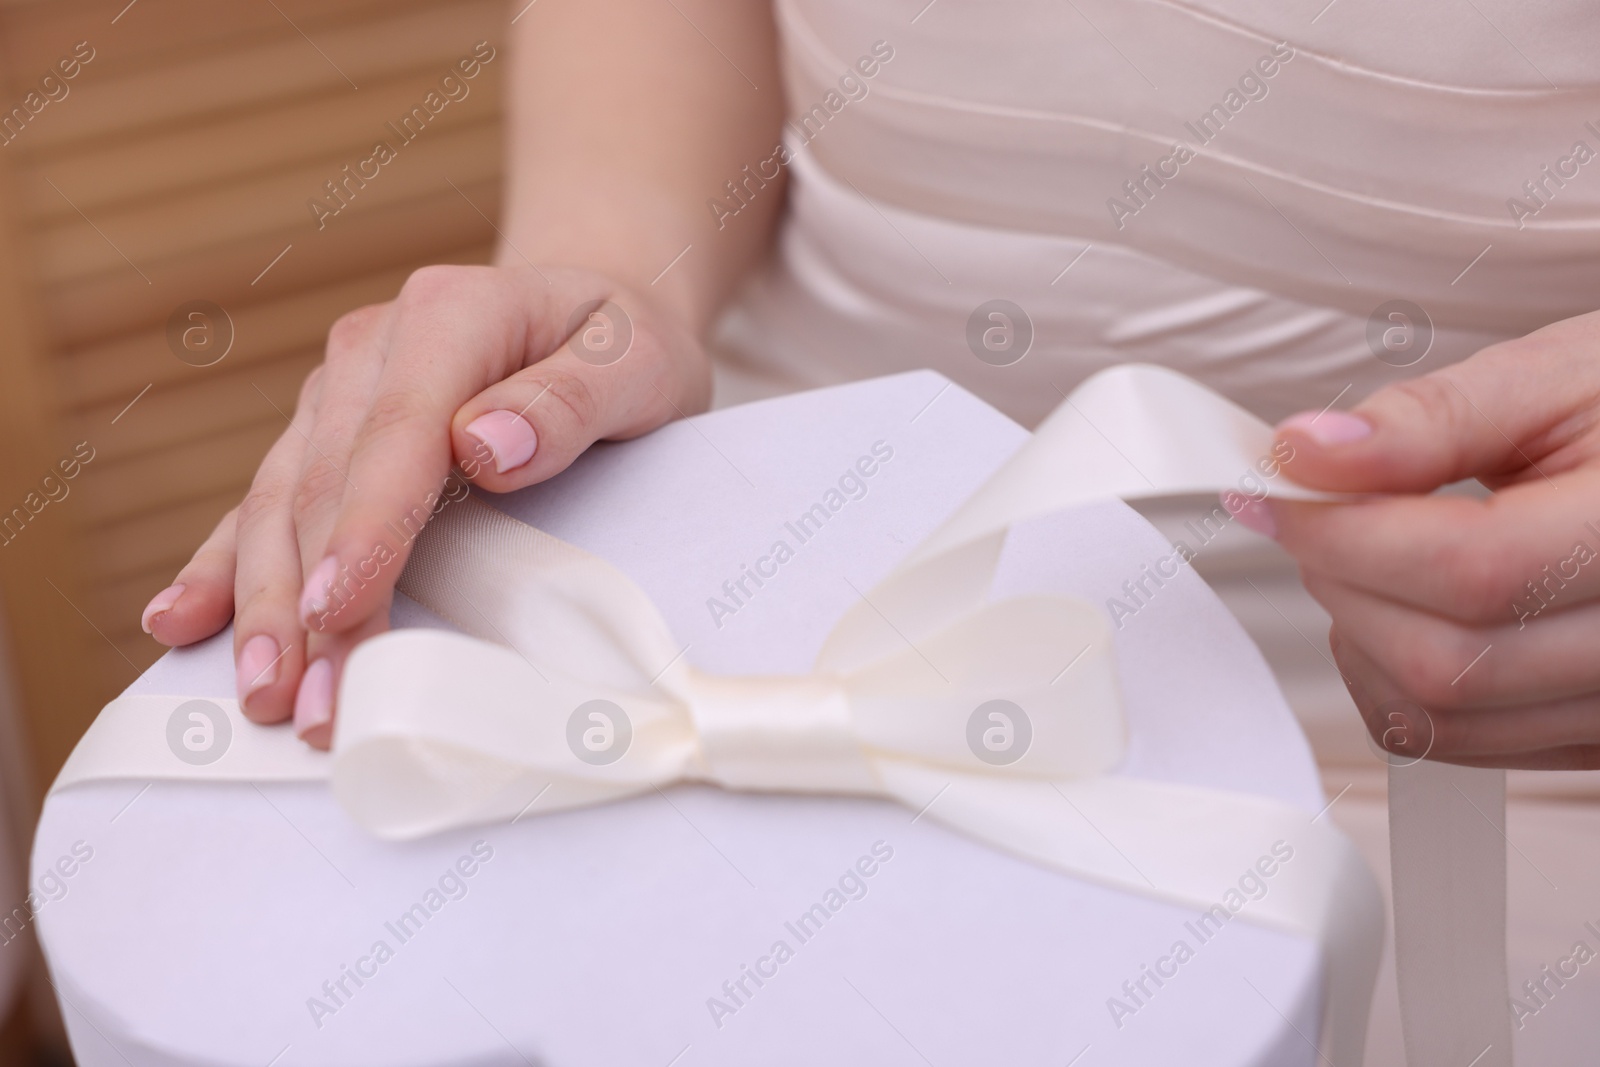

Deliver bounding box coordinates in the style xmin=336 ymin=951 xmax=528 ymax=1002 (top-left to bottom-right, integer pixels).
xmin=35 ymin=370 xmax=1330 ymax=1067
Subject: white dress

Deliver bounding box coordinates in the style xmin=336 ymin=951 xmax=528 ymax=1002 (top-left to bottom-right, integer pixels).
xmin=711 ymin=2 xmax=1600 ymax=1062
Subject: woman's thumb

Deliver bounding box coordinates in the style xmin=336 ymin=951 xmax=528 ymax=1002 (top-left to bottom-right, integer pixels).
xmin=1272 ymin=341 xmax=1567 ymax=494
xmin=451 ymin=339 xmax=700 ymax=492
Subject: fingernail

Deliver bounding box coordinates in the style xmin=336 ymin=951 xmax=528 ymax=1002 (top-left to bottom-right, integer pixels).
xmin=464 ymin=410 xmax=538 ymax=474
xmin=293 ymin=659 xmax=334 ymax=740
xmin=1221 ymin=492 xmax=1278 ymax=539
xmin=141 ymin=584 xmax=185 ymax=634
xmin=236 ymin=635 xmax=281 ymax=705
xmin=1278 ymin=409 xmax=1372 ymax=447
xmin=299 ymin=555 xmax=338 ymax=623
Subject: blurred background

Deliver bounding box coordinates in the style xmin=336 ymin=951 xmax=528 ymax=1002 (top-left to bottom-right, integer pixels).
xmin=0 ymin=0 xmax=508 ymax=1059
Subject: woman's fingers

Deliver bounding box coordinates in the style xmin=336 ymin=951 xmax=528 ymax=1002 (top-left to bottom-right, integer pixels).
xmin=1273 ymin=318 xmax=1600 ymax=494
xmin=293 ymin=598 xmax=392 ymax=749
xmin=1306 ymin=571 xmax=1600 ymax=709
xmin=231 ymin=398 xmax=317 ymax=723
xmin=298 ymin=267 xmax=529 ymax=634
xmin=1439 ymin=745 xmax=1600 ymax=771
xmin=288 ymin=305 xmax=392 ymax=633
xmin=143 ymin=507 xmax=238 ymax=646
xmin=1331 ymin=629 xmax=1600 ymax=763
xmin=1269 ymin=465 xmax=1600 ymax=624
xmin=1261 ymin=310 xmax=1600 ymax=768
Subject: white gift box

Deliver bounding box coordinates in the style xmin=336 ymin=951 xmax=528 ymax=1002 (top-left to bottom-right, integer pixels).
xmin=35 ymin=371 xmax=1343 ymax=1067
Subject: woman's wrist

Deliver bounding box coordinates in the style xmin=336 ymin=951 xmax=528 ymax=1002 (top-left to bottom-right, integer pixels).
xmin=489 ymin=241 xmax=708 ymax=341
xmin=492 ymin=178 xmax=758 ymax=340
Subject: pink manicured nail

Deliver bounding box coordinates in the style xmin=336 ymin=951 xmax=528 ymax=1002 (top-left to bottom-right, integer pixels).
xmin=299 ymin=555 xmax=339 ymax=622
xmin=1222 ymin=492 xmax=1278 ymax=539
xmin=464 ymin=410 xmax=538 ymax=474
xmin=1277 ymin=410 xmax=1372 ymax=447
xmin=141 ymin=584 xmax=185 ymax=634
xmin=236 ymin=635 xmax=282 ymax=705
xmin=293 ymin=659 xmax=334 ymax=740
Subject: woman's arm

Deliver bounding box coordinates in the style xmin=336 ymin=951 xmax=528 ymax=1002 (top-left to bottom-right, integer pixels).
xmin=500 ymin=0 xmax=787 ymax=333
xmin=142 ymin=0 xmax=787 ymax=746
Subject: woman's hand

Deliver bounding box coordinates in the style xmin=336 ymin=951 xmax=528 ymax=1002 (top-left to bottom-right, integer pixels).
xmin=1237 ymin=309 xmax=1600 ymax=769
xmin=136 ymin=0 xmax=787 ymax=747
xmin=140 ymin=264 xmax=709 ymax=747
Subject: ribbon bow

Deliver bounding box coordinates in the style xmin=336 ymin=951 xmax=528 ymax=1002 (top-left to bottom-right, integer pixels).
xmin=335 ymin=495 xmax=1122 ymax=833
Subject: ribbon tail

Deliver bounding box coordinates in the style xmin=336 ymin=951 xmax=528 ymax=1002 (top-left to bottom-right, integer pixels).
xmin=1390 ymin=762 xmax=1513 ymax=1067
xmin=49 ymin=693 xmax=329 ymax=790
xmin=879 ymin=763 xmax=1383 ymax=1064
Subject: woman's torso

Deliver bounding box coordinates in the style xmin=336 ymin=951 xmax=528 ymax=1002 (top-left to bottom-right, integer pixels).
xmin=715 ymin=0 xmax=1600 ymax=423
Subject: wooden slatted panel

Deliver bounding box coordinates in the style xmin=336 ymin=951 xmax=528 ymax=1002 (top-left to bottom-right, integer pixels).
xmin=0 ymin=0 xmax=508 ymax=783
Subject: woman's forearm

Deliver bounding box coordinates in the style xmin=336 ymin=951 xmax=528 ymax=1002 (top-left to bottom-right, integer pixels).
xmin=498 ymin=0 xmax=787 ymax=335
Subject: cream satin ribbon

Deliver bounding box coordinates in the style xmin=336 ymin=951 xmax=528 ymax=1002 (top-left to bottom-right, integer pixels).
xmin=1390 ymin=762 xmax=1512 ymax=1067
xmin=56 ymin=365 xmax=1426 ymax=1063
